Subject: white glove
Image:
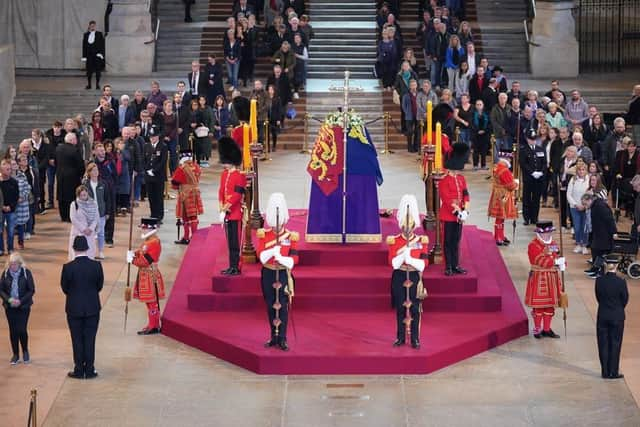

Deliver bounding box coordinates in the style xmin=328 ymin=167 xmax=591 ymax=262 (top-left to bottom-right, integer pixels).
xmin=406 ymin=256 xmax=426 ymax=273
xmin=259 ymin=246 xmax=280 ymax=264
xmin=276 ymin=254 xmax=294 ymax=270
xmin=81 ymin=57 xmax=87 ymax=62
xmin=218 ymin=211 xmax=226 ymax=223
xmin=146 ymin=169 xmax=155 ymax=177
xmin=555 ymin=256 xmax=566 ymax=271
xmin=126 ymin=250 xmax=134 ymax=264
xmin=96 ymin=53 xmax=104 ymax=59
xmin=532 ymin=171 xmax=543 ymax=179
xmin=457 ymin=210 xmax=469 ymax=222
xmin=391 ymin=253 xmax=405 ymax=270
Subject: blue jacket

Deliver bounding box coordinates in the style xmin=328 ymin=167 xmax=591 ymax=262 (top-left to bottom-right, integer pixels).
xmin=444 ymin=47 xmax=465 ymax=69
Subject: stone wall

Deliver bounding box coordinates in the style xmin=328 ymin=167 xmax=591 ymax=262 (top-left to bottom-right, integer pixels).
xmin=0 ymin=45 xmax=16 ymax=146
xmin=0 ymin=0 xmax=108 ymax=69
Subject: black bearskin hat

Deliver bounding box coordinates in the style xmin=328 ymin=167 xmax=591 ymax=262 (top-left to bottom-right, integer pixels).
xmin=233 ymin=96 xmax=251 ymax=123
xmin=218 ymin=136 xmax=242 ymax=166
xmin=444 ymin=142 xmax=469 ymax=171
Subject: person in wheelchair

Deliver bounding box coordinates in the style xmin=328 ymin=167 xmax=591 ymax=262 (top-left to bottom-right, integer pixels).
xmin=612 ymin=137 xmax=639 ymax=218
xmin=632 ymin=175 xmax=640 ymax=241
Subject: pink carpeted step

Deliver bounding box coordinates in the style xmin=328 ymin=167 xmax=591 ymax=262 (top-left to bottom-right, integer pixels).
xmin=211 ymin=264 xmax=479 ymax=295
xmin=187 ymin=290 xmax=502 ymax=313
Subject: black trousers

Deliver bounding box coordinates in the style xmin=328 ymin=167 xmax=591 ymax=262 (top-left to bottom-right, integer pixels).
xmin=261 ymin=267 xmax=289 ymax=342
xmin=5 ymin=307 xmax=30 ymax=356
xmin=444 ymin=221 xmax=463 ymax=270
xmin=405 ymin=119 xmax=420 ymax=153
xmin=87 ymin=67 xmax=101 ymax=88
xmin=38 ymin=168 xmax=47 ymax=211
xmin=59 ymin=198 xmax=72 ymax=222
xmin=147 ymin=180 xmax=165 ymax=220
xmin=522 ymin=176 xmax=544 ymax=223
xmin=597 ymin=317 xmax=624 ymax=377
xmin=591 ymin=248 xmax=610 ymax=269
xmin=225 ymin=219 xmax=240 ymax=269
xmin=67 ymin=313 xmax=99 ymax=375
xmin=559 ymin=189 xmax=569 ymax=228
xmin=391 ymin=270 xmax=421 ymax=343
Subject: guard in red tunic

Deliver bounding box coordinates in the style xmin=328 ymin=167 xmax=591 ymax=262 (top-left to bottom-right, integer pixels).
xmin=218 ymin=136 xmax=247 ymax=275
xmin=230 ymin=96 xmax=251 ymax=155
xmin=257 ymin=193 xmax=299 ymax=351
xmin=525 ymin=221 xmax=566 ymax=339
xmin=126 ymin=217 xmax=166 ymax=335
xmin=488 ymin=152 xmax=519 ymax=246
xmin=440 ymin=142 xmax=470 ymax=276
xmin=387 ymin=194 xmax=429 ymax=349
xmin=171 ymin=150 xmax=203 ymax=245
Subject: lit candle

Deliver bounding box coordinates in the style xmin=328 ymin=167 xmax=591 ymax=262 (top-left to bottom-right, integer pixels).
xmin=435 ymin=122 xmax=442 ymax=171
xmin=426 ymin=100 xmax=433 ymax=144
xmin=242 ymin=124 xmax=251 ymax=170
xmin=249 ymin=99 xmax=258 ymax=143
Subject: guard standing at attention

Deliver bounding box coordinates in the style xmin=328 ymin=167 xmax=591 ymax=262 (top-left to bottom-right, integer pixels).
xmin=256 ymin=193 xmax=299 ymax=351
xmin=488 ymin=152 xmax=519 ymax=246
xmin=218 ymin=136 xmax=247 ymax=275
xmin=387 ymin=194 xmax=429 ymax=349
xmin=595 ymin=254 xmax=628 ymax=379
xmin=439 ymin=142 xmax=470 ymax=276
xmin=127 ymin=218 xmax=166 ymax=335
xmin=143 ymin=125 xmax=168 ymax=222
xmin=519 ymin=128 xmax=546 ymax=225
xmin=524 ymin=221 xmax=566 ymax=339
xmin=171 ymin=149 xmax=203 ymax=244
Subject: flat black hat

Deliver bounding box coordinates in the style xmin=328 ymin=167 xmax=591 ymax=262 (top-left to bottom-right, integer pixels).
xmin=535 ymin=220 xmax=555 ymax=233
xmin=233 ymin=96 xmax=250 ymax=122
xmin=525 ymin=128 xmax=537 ymax=140
xmin=218 ymin=136 xmax=242 ymax=166
xmin=72 ymin=235 xmax=89 ymax=251
xmin=149 ymin=124 xmax=161 ymax=138
xmin=444 ymin=142 xmax=469 ymax=171
xmin=139 ymin=217 xmax=160 ymax=229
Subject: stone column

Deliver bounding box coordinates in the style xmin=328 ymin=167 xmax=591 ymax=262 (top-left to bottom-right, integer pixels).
xmin=0 ymin=44 xmax=16 ymax=145
xmin=106 ymin=0 xmax=154 ymax=75
xmin=529 ymin=0 xmax=579 ymax=77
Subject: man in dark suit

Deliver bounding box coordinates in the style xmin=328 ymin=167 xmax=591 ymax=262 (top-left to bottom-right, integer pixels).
xmin=583 ymin=192 xmax=617 ymax=276
xmin=595 ymin=254 xmax=628 ymax=379
xmin=182 ymin=0 xmax=195 ymax=22
xmin=188 ymin=61 xmax=208 ymax=100
xmin=233 ymin=0 xmax=255 ymax=19
xmin=101 ymin=85 xmax=119 ymax=112
xmin=481 ymin=78 xmax=499 ymax=113
xmin=81 ymin=20 xmax=105 ymax=90
xmin=520 ymin=128 xmax=547 ymax=225
xmin=267 ymin=65 xmax=291 ymax=111
xmin=56 ymin=133 xmax=85 ymax=222
xmin=144 ymin=125 xmax=168 ymax=221
xmin=61 ymin=236 xmax=104 ymax=379
xmin=468 ymin=65 xmax=487 ymax=104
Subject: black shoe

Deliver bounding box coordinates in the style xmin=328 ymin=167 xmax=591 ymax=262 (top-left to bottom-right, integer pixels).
xmin=444 ymin=268 xmax=454 ymax=276
xmin=264 ymin=339 xmax=277 ymax=348
xmin=279 ymin=340 xmax=289 ymax=351
xmin=137 ymin=327 xmax=160 ymax=335
xmin=502 ymin=237 xmax=511 ymax=245
xmin=393 ymin=339 xmax=405 ymax=347
xmin=496 ymin=241 xmax=504 ymax=246
xmin=584 ymin=267 xmax=597 ymax=274
xmin=533 ymin=332 xmax=542 ymax=339
xmin=225 ymin=267 xmax=240 ymax=276
xmin=609 ymin=373 xmax=624 ymax=379
xmin=174 ymin=238 xmax=190 ymax=245
xmin=67 ymin=371 xmax=84 ymax=379
xmin=95 ymin=86 xmax=100 ymax=90
xmin=85 ymin=85 xmax=91 ymax=90
xmin=10 ymin=355 xmax=19 ymax=365
xmin=542 ymin=329 xmax=561 ymax=339
xmin=221 ymin=268 xmax=233 ymax=275
xmin=523 ymin=220 xmax=530 ymax=226
xmin=411 ymin=341 xmax=421 ymax=349
xmin=184 ymin=16 xmax=193 ymax=22
xmin=85 ymin=370 xmax=99 ymax=379
xmin=453 ymin=267 xmax=467 ymax=275
xmin=22 ymin=351 xmax=30 ymax=364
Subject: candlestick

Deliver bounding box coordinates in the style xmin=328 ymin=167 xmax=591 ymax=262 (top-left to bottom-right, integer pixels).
xmin=242 ymin=124 xmax=252 ymax=171
xmin=435 ymin=122 xmax=443 ymax=171
xmin=426 ymin=101 xmax=433 ymax=144
xmin=249 ymin=99 xmax=258 ymax=143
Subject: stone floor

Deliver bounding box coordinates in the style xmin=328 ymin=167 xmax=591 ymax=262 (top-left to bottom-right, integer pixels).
xmin=0 ymin=149 xmax=639 ymax=427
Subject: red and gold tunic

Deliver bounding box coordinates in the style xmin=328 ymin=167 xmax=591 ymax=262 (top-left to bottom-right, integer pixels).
xmin=387 ymin=234 xmax=430 ymax=267
xmin=421 ymin=132 xmax=452 ymax=172
xmin=217 ymin=168 xmax=247 ymax=221
xmin=487 ymin=162 xmax=518 ymax=219
xmin=524 ymin=237 xmax=562 ymax=308
xmin=256 ymin=228 xmax=300 ymax=268
xmin=439 ymin=172 xmax=470 ymax=223
xmin=171 ymin=160 xmax=203 ymax=221
xmin=133 ymin=235 xmax=166 ymax=303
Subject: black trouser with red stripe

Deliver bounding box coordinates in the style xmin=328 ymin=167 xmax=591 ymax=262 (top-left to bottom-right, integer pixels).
xmin=224 ymin=219 xmax=240 ymax=269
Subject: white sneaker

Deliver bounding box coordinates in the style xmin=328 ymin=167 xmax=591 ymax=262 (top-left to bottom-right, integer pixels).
xmin=293 ymin=92 xmax=299 ymax=99
xmin=24 ymin=233 xmax=31 ymax=240
xmin=581 ymin=246 xmax=589 ymax=255
xmin=97 ymin=251 xmax=105 ymax=260
xmin=573 ymin=245 xmax=581 ymax=253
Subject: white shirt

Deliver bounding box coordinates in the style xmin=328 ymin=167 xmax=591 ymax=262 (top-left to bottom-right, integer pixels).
xmin=89 ymin=180 xmax=99 ymax=202
xmin=192 ymin=72 xmax=200 ymax=95
xmin=88 ymin=31 xmax=96 ymax=44
xmin=466 ymin=54 xmax=476 ymax=76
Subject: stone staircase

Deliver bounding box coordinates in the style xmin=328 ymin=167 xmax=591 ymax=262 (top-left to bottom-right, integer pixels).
xmin=156 ymin=0 xmax=210 ymax=24
xmin=308 ymin=0 xmax=377 ymax=79
xmin=2 ymin=91 xmax=100 ymax=145
xmin=473 ymin=0 xmax=529 ymax=74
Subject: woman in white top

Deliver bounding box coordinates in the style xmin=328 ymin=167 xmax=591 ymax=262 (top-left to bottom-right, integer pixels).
xmin=566 ymin=163 xmax=590 ymax=254
xmin=69 ymin=185 xmax=99 ymax=260
xmin=453 ymin=61 xmax=471 ymax=101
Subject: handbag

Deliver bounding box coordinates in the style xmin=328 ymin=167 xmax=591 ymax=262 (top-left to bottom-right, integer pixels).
xmin=195 ymin=126 xmax=209 ymax=138
xmin=392 ymin=89 xmax=400 ymax=105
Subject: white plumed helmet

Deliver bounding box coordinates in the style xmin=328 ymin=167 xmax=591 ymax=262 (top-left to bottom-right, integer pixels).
xmin=396 ymin=194 xmax=421 ymax=230
xmin=265 ymin=192 xmax=289 ymax=229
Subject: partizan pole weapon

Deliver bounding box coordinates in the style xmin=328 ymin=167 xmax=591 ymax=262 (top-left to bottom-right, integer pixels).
xmin=556 ymin=175 xmax=568 ymax=338
xmin=124 ymin=168 xmax=136 ymax=333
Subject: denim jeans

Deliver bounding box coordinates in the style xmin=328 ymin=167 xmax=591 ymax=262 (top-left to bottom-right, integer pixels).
xmin=430 ymin=59 xmax=443 ymax=87
xmin=16 ymin=224 xmax=25 ymax=244
xmin=46 ymin=165 xmax=56 ymax=204
xmin=166 ymin=138 xmax=178 ymax=174
xmin=97 ymin=215 xmax=106 ymax=251
xmin=134 ymin=174 xmax=143 ymax=201
xmin=570 ymin=207 xmax=587 ymax=245
xmin=226 ymin=60 xmax=240 ymax=88
xmin=0 ymin=212 xmax=17 ymax=252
